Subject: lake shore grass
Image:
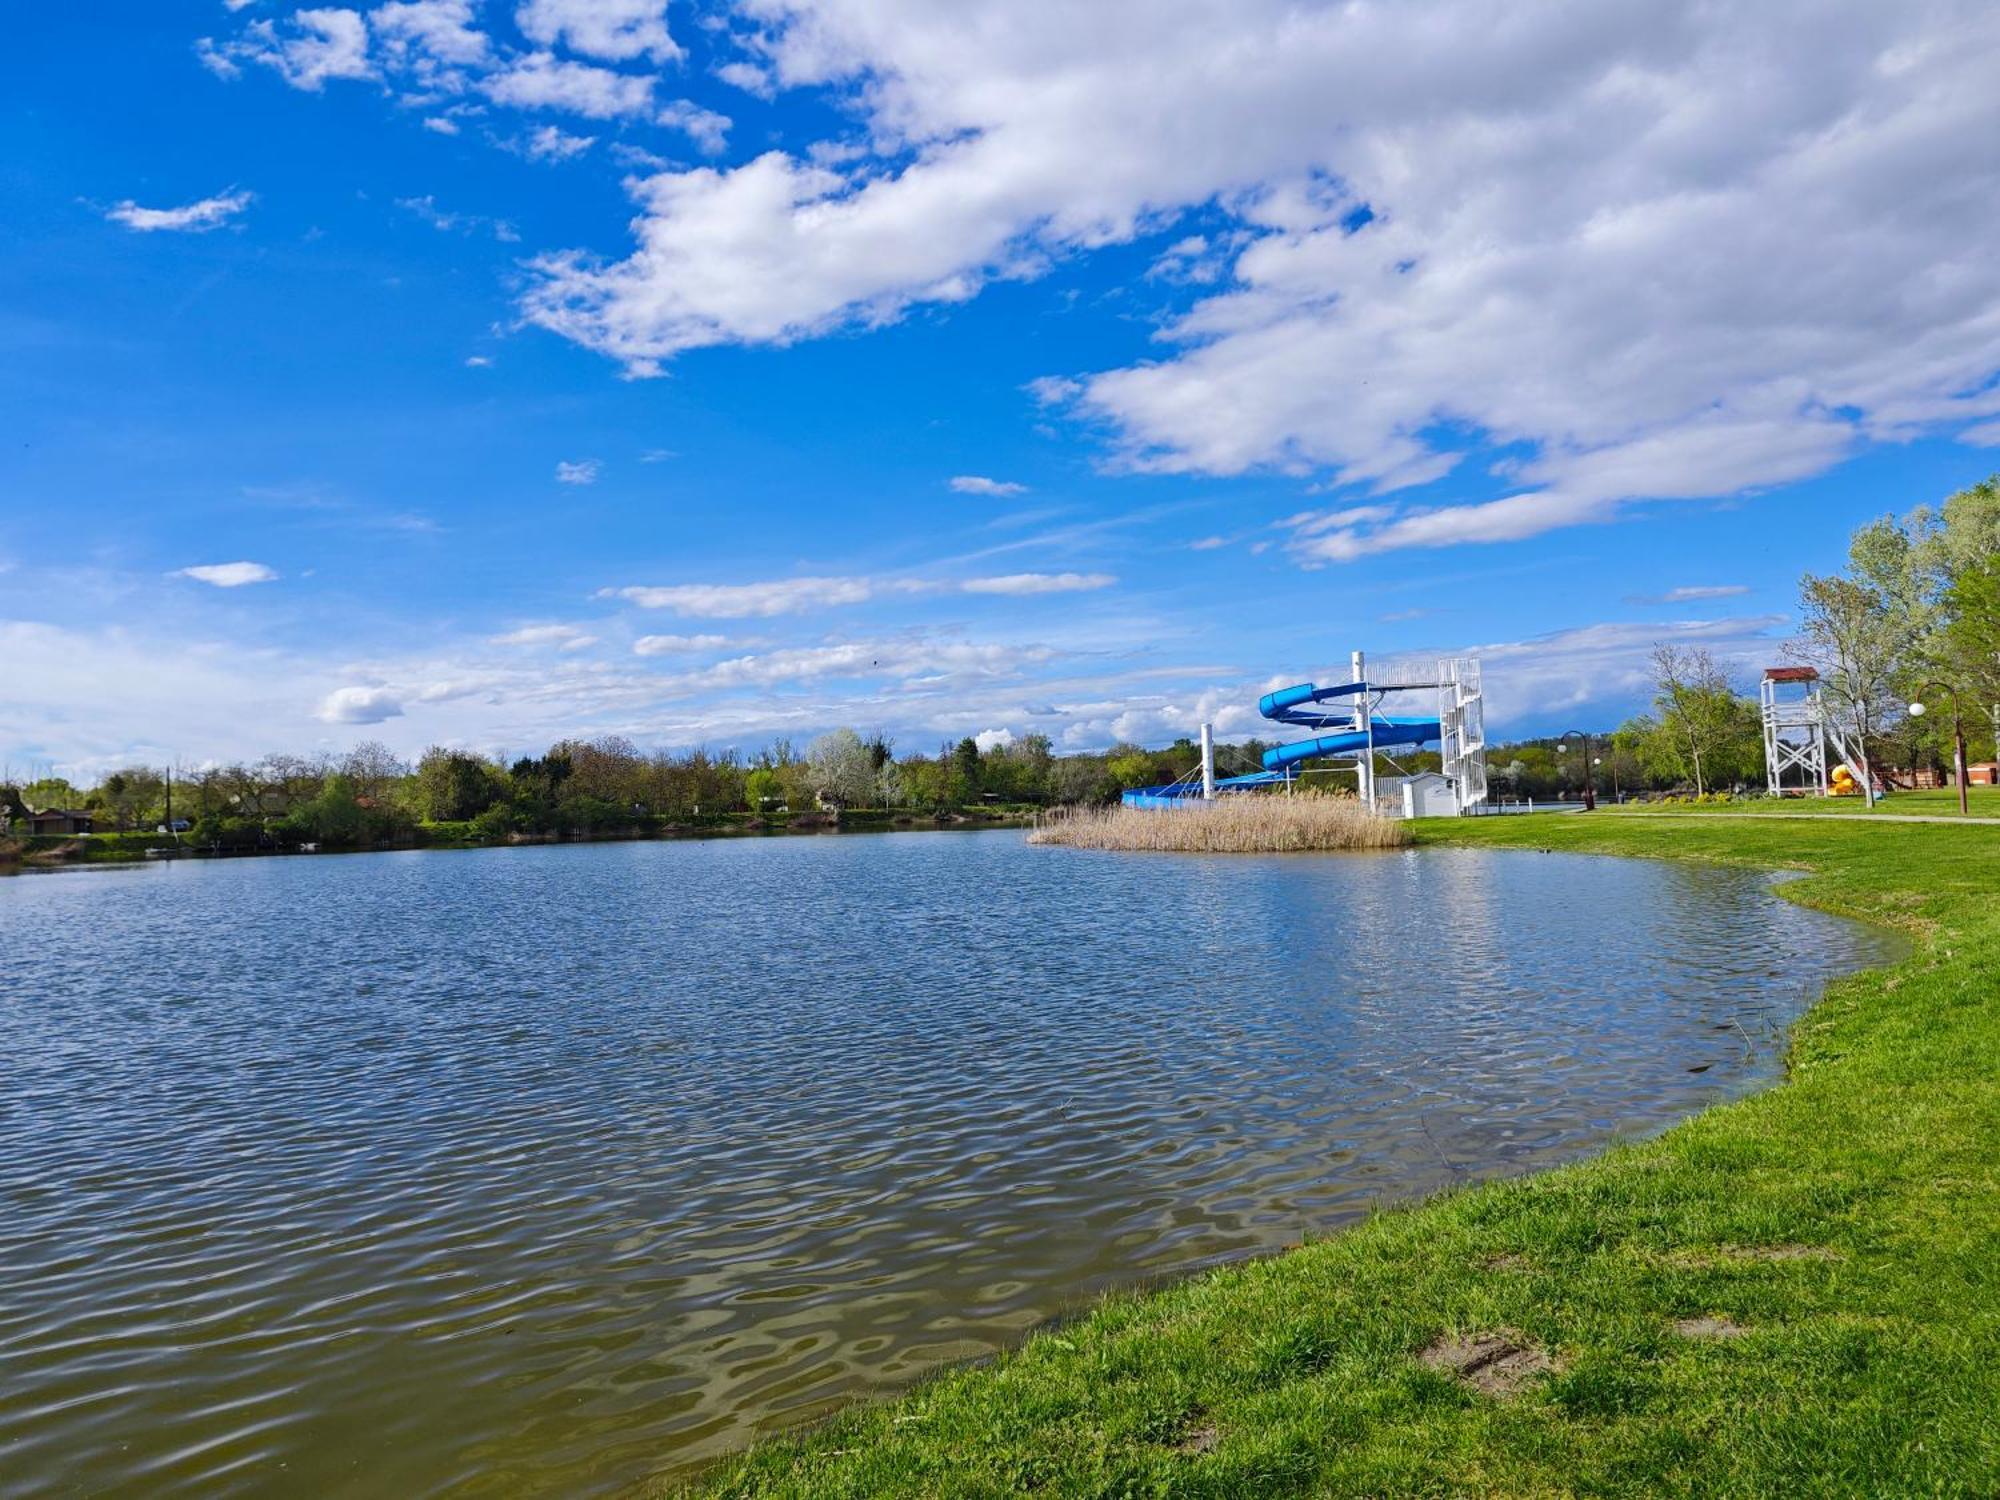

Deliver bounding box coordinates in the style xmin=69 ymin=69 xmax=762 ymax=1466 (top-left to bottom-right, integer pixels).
xmin=677 ymin=812 xmax=2000 ymax=1497
xmin=1029 ymin=796 xmax=1409 ymax=853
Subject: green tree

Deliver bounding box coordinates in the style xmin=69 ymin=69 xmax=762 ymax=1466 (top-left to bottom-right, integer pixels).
xmin=415 ymin=748 xmax=500 ymax=822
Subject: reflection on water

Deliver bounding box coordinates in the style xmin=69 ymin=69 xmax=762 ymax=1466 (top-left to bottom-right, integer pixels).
xmin=0 ymin=835 xmax=1899 ymax=1495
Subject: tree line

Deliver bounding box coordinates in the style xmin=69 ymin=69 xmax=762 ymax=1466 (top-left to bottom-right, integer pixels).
xmin=7 ymin=475 xmax=1992 ymax=843
xmin=2 ymin=732 xmax=1232 ymax=851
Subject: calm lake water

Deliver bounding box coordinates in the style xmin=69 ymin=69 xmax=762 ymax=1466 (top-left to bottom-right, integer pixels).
xmin=0 ymin=832 xmax=1899 ymax=1496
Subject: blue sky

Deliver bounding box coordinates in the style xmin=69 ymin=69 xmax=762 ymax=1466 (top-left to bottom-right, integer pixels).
xmin=6 ymin=1 xmax=1999 ymax=777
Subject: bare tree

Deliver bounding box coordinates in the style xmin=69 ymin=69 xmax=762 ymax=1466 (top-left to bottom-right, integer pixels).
xmin=1647 ymin=644 xmax=1740 ymax=794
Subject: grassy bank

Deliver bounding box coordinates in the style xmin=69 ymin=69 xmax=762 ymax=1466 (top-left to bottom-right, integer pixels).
xmin=1029 ymin=797 xmax=1408 ymax=852
xmin=681 ymin=813 xmax=1999 ymax=1497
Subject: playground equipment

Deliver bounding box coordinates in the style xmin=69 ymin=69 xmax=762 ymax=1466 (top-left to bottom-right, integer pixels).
xmin=1122 ymin=653 xmax=1488 ymax=816
xmin=1760 ymin=666 xmax=1880 ymax=798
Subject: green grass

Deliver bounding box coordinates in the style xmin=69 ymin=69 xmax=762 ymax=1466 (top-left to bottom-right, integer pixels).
xmin=679 ymin=813 xmax=2000 ymax=1497
xmin=1606 ymin=786 xmax=2000 ymax=817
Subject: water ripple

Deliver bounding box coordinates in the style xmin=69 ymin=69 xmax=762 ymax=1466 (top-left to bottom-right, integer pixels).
xmin=0 ymin=836 xmax=1898 ymax=1496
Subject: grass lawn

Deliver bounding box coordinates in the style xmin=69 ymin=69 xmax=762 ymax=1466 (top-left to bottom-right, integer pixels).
xmin=1597 ymin=786 xmax=2000 ymax=818
xmin=680 ymin=813 xmax=1999 ymax=1497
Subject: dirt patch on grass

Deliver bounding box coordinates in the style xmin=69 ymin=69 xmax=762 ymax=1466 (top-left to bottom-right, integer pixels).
xmin=1673 ymin=1315 xmax=1751 ymax=1339
xmin=1667 ymin=1244 xmax=1842 ymax=1267
xmin=1478 ymin=1252 xmax=1532 ymax=1272
xmin=1174 ymin=1421 xmax=1220 ymax=1456
xmin=1418 ymin=1330 xmax=1557 ymax=1396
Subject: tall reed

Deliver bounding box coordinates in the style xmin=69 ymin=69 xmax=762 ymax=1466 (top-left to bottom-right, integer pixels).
xmin=1028 ymin=795 xmax=1409 ymax=853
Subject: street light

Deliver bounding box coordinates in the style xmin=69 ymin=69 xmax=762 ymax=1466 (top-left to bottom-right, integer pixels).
xmin=1908 ymin=684 xmax=1970 ymax=817
xmin=1554 ymin=730 xmax=1597 ymax=810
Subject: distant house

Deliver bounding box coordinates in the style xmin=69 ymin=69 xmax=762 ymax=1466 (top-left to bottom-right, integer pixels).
xmin=24 ymin=809 xmax=94 ymax=836
xmin=1970 ymin=762 xmax=1999 ymax=787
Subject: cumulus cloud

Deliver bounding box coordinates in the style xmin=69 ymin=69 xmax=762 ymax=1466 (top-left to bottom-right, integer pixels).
xmin=106 ymin=191 xmax=254 ymax=233
xmin=603 ymin=576 xmax=876 ymax=617
xmin=950 ymin=474 xmax=1028 ymax=496
xmin=371 ymin=0 xmax=489 ymax=67
xmin=512 ymin=0 xmax=2000 ymax=554
xmin=960 ymin=572 xmax=1115 ymax=595
xmin=515 ymin=124 xmax=596 ymax=161
xmin=515 ymin=0 xmax=679 ymax=64
xmin=482 ymin=51 xmax=655 ymax=118
xmin=317 ymin=685 xmax=405 ymax=724
xmin=658 ymin=99 xmax=731 ymax=155
xmin=176 ymin=561 xmax=279 ymax=587
xmin=555 ymin=458 xmax=601 ymax=484
xmin=204 ymin=7 xmax=373 ymax=89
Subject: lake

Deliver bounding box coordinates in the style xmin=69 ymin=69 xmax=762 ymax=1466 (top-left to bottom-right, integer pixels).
xmin=0 ymin=832 xmax=1900 ymax=1495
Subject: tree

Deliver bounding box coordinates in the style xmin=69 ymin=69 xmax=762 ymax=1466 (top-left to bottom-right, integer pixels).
xmin=950 ymin=737 xmax=983 ymax=801
xmin=414 ymin=748 xmax=500 ymax=822
xmin=1646 ymin=645 xmax=1747 ymax=794
xmin=1795 ymin=573 xmax=1903 ymax=800
xmin=91 ymin=766 xmax=167 ymax=830
xmin=744 ymin=767 xmax=783 ymax=810
xmin=807 ymin=728 xmax=876 ymax=807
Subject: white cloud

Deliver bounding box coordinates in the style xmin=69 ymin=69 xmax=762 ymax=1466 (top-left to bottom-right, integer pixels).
xmin=683 ymin=638 xmax=1041 ymax=690
xmin=482 ymin=51 xmax=654 ymax=118
xmin=657 ymin=98 xmax=731 ymax=155
xmin=176 ymin=561 xmax=279 ymax=587
xmin=465 ymin=354 xmax=493 ymax=366
xmin=397 ymin=194 xmax=518 ymax=241
xmin=213 ymin=7 xmax=373 ymax=90
xmin=316 ymin=685 xmax=405 ymax=724
xmin=555 ymin=458 xmax=601 ymax=484
xmin=1188 ymin=535 xmax=1228 ymax=551
xmin=370 ymin=0 xmax=488 ymax=68
xmin=514 ymin=0 xmax=2000 ymax=556
xmin=949 ymin=474 xmax=1028 ymax=496
xmin=106 ymin=190 xmax=254 ymax=233
xmin=423 ymin=115 xmax=461 ymax=134
xmin=961 ymin=572 xmax=1115 ymax=595
xmin=716 ymin=60 xmax=772 ymax=96
xmin=515 ymin=0 xmax=679 ymax=64
xmin=604 ymin=576 xmax=876 ymax=617
xmin=974 ymin=727 xmax=1016 ymax=751
xmin=490 ymin=623 xmax=598 ymax=649
xmin=515 ymin=123 xmax=596 ymax=161
xmin=632 ymin=632 xmax=731 ymax=655
xmin=1632 ymin=584 xmax=1752 ymax=604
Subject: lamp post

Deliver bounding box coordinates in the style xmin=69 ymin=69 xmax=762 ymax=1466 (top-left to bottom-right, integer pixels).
xmin=1907 ymin=684 xmax=1970 ymax=817
xmin=1555 ymin=731 xmax=1597 ymax=810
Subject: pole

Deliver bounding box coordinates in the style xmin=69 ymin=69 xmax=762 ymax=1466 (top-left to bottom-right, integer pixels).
xmin=1351 ymin=649 xmax=1372 ymax=810
xmin=1954 ymin=711 xmax=1969 ymax=817
xmin=1200 ymin=722 xmax=1216 ymax=801
xmin=1582 ymin=732 xmax=1596 ymax=811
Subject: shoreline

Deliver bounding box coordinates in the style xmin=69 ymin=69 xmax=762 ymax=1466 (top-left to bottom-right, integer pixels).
xmin=675 ymin=812 xmax=1998 ymax=1496
xmin=0 ymin=807 xmax=1035 ymax=873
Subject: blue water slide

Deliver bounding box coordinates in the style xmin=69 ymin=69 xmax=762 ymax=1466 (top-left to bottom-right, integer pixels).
xmin=1260 ymin=716 xmax=1440 ymax=771
xmin=1116 ymin=677 xmax=1443 ymax=806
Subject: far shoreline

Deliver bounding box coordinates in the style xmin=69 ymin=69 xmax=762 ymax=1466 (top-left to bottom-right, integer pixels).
xmin=0 ymin=805 xmax=1036 ymax=873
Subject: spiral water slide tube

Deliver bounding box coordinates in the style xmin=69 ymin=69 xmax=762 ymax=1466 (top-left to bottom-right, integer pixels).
xmin=1118 ymin=680 xmax=1442 ymax=806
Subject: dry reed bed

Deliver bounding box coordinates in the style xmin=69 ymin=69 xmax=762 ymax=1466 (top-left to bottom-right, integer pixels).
xmin=1028 ymin=795 xmax=1410 ymax=853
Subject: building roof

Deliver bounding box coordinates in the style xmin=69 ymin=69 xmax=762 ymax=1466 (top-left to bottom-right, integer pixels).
xmin=1763 ymin=665 xmax=1820 ymax=682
